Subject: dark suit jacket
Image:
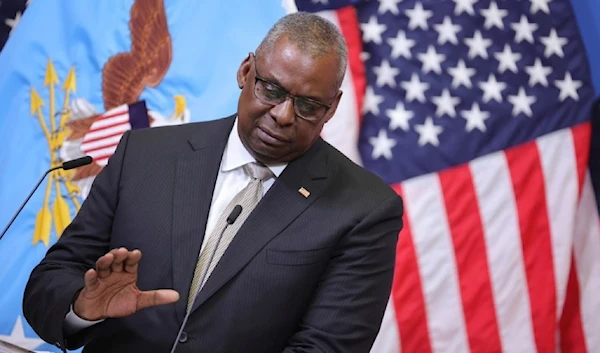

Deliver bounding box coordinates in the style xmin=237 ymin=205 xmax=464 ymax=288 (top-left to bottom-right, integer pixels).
xmin=23 ymin=116 xmax=403 ymax=353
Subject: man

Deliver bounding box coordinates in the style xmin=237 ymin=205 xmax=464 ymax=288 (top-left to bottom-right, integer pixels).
xmin=23 ymin=12 xmax=403 ymax=353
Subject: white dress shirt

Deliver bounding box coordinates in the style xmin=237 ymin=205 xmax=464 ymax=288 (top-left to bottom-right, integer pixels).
xmin=64 ymin=118 xmax=287 ymax=333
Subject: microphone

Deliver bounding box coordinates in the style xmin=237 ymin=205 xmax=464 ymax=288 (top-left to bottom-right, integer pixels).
xmin=170 ymin=205 xmax=243 ymax=353
xmin=0 ymin=156 xmax=93 ymax=241
xmin=226 ymin=205 xmax=243 ymax=224
xmin=62 ymin=155 xmax=93 ymax=170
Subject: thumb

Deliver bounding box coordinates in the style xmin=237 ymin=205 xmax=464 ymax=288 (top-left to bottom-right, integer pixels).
xmin=136 ymin=289 xmax=180 ymax=311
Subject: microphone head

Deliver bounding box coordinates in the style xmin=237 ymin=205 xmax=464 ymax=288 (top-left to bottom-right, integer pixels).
xmin=62 ymin=156 xmax=93 ymax=170
xmin=226 ymin=205 xmax=243 ymax=225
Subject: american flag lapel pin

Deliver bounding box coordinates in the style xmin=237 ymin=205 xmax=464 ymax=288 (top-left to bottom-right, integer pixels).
xmin=298 ymin=187 xmax=310 ymax=198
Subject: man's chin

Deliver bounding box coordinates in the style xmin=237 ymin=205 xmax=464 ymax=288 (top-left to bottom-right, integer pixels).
xmin=248 ymin=141 xmax=287 ymax=164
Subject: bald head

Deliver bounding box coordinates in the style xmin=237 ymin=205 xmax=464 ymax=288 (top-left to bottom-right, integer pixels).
xmin=256 ymin=12 xmax=348 ymax=89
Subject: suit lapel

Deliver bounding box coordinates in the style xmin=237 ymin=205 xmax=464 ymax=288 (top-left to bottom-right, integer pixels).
xmin=171 ymin=116 xmax=235 ymax=321
xmin=191 ymin=139 xmax=333 ymax=312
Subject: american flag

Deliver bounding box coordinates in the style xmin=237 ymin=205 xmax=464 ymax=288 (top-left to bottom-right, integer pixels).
xmin=81 ymin=101 xmax=150 ymax=166
xmin=297 ymin=0 xmax=600 ymax=352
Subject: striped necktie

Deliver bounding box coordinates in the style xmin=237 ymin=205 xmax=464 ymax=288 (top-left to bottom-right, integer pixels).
xmin=187 ymin=162 xmax=274 ymax=310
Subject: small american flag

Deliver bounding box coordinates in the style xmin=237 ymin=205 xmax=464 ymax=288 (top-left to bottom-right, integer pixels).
xmin=82 ymin=101 xmax=150 ymax=166
xmin=297 ymin=0 xmax=600 ymax=352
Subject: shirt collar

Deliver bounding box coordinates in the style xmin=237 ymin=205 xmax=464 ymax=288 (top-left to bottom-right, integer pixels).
xmin=221 ymin=118 xmax=287 ymax=177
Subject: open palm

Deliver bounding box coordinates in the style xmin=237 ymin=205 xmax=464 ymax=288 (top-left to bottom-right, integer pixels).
xmin=73 ymin=248 xmax=179 ymax=321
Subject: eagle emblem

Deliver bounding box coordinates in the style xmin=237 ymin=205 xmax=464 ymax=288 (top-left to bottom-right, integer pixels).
xmin=60 ymin=0 xmax=189 ymax=199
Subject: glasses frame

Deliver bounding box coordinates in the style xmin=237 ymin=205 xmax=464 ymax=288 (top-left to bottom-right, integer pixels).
xmin=252 ymin=54 xmax=333 ymax=122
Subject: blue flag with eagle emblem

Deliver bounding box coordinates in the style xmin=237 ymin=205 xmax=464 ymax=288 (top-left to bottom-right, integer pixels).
xmin=0 ymin=0 xmax=289 ymax=351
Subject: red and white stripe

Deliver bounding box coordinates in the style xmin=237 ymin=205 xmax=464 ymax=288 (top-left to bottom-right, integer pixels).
xmin=316 ymin=7 xmax=365 ymax=166
xmin=402 ymin=173 xmax=472 ymax=353
xmin=370 ymin=124 xmax=600 ymax=353
xmin=81 ymin=105 xmax=131 ymax=166
xmin=471 ymin=151 xmax=536 ymax=353
xmin=572 ymin=173 xmax=600 ymax=351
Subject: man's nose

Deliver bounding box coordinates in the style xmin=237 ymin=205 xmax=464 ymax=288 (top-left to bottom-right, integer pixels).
xmin=269 ymin=97 xmax=295 ymax=126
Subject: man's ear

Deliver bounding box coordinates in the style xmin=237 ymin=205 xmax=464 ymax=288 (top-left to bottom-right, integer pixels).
xmin=237 ymin=53 xmax=253 ymax=89
xmin=323 ymin=90 xmax=343 ymax=124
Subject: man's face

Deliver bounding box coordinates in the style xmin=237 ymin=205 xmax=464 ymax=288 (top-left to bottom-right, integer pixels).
xmin=236 ymin=36 xmax=342 ymax=165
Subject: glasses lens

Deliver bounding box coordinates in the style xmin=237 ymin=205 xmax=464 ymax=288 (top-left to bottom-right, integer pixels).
xmin=254 ymin=78 xmax=327 ymax=121
xmin=255 ymin=79 xmax=285 ymax=105
xmin=294 ymin=98 xmax=326 ymax=121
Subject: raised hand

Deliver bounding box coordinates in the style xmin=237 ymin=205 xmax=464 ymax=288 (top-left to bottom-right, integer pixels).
xmin=73 ymin=247 xmax=179 ymax=321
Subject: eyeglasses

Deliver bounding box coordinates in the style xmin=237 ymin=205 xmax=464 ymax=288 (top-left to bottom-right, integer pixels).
xmin=252 ymin=55 xmax=332 ymax=122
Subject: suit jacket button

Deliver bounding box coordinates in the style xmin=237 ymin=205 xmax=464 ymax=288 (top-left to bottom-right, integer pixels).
xmin=179 ymin=331 xmax=188 ymax=343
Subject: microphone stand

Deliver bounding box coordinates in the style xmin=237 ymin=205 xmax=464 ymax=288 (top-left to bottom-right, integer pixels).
xmin=0 ymin=156 xmax=93 ymax=241
xmin=170 ymin=205 xmax=242 ymax=353
xmin=0 ymin=166 xmax=61 ymax=241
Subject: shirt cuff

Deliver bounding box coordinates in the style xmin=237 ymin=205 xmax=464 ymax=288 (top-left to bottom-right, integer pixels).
xmin=63 ymin=304 xmax=105 ymax=336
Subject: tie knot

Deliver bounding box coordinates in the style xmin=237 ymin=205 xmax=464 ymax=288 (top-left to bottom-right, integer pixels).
xmin=243 ymin=162 xmax=273 ymax=181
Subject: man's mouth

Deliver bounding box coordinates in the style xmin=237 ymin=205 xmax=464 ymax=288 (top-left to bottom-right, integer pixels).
xmin=257 ymin=126 xmax=290 ymax=145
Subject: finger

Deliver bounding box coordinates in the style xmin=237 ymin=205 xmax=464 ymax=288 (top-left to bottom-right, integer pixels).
xmin=84 ymin=268 xmax=99 ymax=291
xmin=137 ymin=289 xmax=180 ymax=311
xmin=124 ymin=250 xmax=142 ymax=274
xmin=110 ymin=247 xmax=129 ymax=273
xmin=96 ymin=253 xmax=114 ymax=279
